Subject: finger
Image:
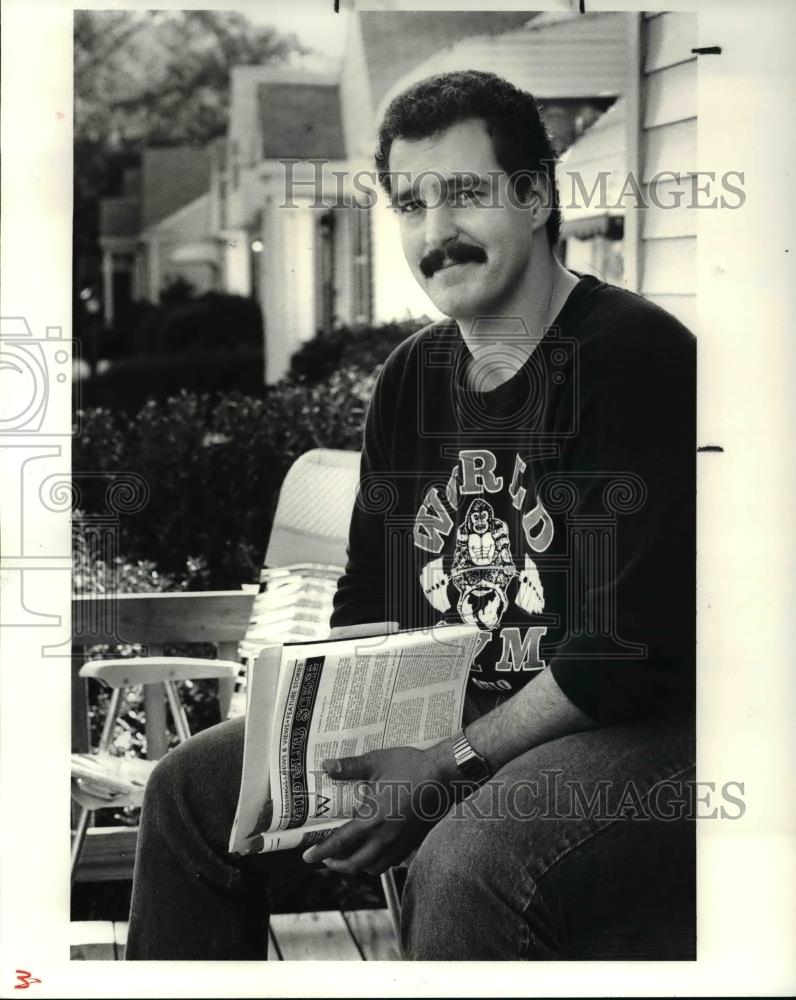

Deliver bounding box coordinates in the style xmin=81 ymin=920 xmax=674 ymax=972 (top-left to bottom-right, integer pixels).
xmin=321 ymin=833 xmax=400 ymax=876
xmin=302 ymin=818 xmax=370 ymax=864
xmin=323 ymin=752 xmax=373 ymax=782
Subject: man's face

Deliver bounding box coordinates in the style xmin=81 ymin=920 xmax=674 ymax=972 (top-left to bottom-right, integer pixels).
xmin=388 ymin=118 xmax=539 ymax=320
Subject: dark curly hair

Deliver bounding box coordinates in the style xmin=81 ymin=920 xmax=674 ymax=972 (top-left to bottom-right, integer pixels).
xmin=375 ymin=70 xmax=561 ymax=246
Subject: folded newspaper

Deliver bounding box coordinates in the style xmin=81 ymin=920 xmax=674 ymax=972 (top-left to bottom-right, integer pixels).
xmin=229 ymin=624 xmax=481 ymax=856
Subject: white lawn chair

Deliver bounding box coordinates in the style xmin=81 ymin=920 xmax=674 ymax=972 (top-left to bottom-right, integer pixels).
xmin=71 ymin=448 xmax=403 ymax=941
xmin=233 ymin=448 xmax=403 ymax=939
xmin=70 ymin=657 xmax=240 ymax=878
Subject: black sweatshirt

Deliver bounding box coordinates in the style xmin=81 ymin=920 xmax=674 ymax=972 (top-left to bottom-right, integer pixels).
xmin=330 ymin=275 xmax=696 ymax=724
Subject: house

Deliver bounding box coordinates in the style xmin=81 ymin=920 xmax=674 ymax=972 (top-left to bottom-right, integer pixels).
xmin=224 ymin=10 xmax=631 ymax=382
xmin=357 ymin=10 xmax=628 ymax=330
xmin=625 ymin=11 xmax=697 ymax=332
xmin=549 ymin=12 xmax=697 ymax=332
xmin=556 ymin=97 xmax=627 ymax=286
xmin=100 ymin=11 xmax=700 ymax=380
xmin=220 ymin=67 xmax=354 ymax=382
xmin=98 ymin=144 xmax=222 ymax=327
xmin=553 ymin=12 xmax=698 ymax=332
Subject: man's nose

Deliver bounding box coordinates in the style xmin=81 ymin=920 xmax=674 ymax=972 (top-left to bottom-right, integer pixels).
xmin=423 ymin=202 xmax=458 ymax=252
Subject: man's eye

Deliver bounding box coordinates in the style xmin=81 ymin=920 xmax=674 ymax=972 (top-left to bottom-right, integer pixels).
xmin=396 ymin=200 xmax=421 ymax=215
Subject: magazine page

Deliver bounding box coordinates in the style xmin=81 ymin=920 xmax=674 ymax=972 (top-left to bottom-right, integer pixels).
xmin=228 ymin=644 xmax=282 ymax=855
xmin=233 ymin=625 xmax=480 ymax=855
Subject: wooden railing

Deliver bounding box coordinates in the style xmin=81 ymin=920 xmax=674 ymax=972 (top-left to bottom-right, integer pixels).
xmin=71 ymin=590 xmax=255 ymax=880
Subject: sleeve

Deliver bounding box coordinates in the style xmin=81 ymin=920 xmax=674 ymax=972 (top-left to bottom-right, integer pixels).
xmin=548 ymin=314 xmax=696 ymax=724
xmin=330 ymin=364 xmax=395 ymax=630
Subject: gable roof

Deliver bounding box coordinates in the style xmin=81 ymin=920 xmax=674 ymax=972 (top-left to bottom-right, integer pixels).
xmin=258 ymin=81 xmax=346 ymax=160
xmin=141 ymin=146 xmax=213 ymax=229
xmin=556 ymin=97 xmax=627 ymax=237
xmin=358 ymin=11 xmax=535 ymax=111
xmin=377 ymin=11 xmax=629 ymax=117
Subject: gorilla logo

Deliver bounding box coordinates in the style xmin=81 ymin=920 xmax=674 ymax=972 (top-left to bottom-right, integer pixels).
xmin=418 ymin=498 xmax=546 ymax=628
xmin=450 ymin=499 xmax=516 ymax=630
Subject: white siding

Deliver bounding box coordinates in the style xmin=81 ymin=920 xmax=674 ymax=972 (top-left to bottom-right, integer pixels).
xmin=640 ymin=236 xmax=697 ymax=295
xmin=229 ymin=68 xmax=271 ymax=168
xmin=641 ymin=179 xmax=697 ymax=239
xmin=339 ymin=15 xmax=376 ymax=163
xmin=644 ymin=12 xmax=698 ymax=74
xmin=642 ymin=118 xmax=697 ymax=182
xmin=638 ymin=12 xmax=698 ymax=329
xmin=261 ymin=197 xmax=317 ymax=383
xmin=644 ymin=60 xmax=697 ymax=129
xmin=223 ymin=230 xmax=251 ymax=297
xmin=332 ymin=208 xmax=354 ymax=327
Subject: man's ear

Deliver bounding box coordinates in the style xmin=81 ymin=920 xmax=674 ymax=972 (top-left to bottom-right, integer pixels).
xmin=525 ymin=175 xmax=553 ymax=234
xmin=513 ymin=174 xmax=553 ymax=234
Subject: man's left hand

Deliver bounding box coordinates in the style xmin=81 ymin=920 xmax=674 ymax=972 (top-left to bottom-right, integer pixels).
xmin=302 ymin=744 xmax=455 ymax=876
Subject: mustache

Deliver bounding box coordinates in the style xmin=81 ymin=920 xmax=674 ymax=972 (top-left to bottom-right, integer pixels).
xmin=420 ymin=241 xmax=487 ymax=278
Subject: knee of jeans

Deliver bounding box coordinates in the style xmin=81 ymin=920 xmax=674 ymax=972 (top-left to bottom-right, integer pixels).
xmin=141 ymin=739 xmax=197 ymax=816
xmin=400 ymin=814 xmax=509 ymax=957
xmin=404 ymin=812 xmax=490 ymax=909
xmin=142 ymin=749 xmax=179 ymax=811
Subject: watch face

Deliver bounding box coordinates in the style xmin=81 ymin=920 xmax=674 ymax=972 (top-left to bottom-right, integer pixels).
xmin=459 ymin=752 xmax=490 ymax=784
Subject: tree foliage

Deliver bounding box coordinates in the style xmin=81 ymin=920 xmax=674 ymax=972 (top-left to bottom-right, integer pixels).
xmin=74 ymin=10 xmax=307 ymax=147
xmin=73 ymin=10 xmax=308 ymax=337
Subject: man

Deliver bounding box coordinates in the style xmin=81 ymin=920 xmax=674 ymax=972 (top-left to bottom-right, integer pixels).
xmin=127 ymin=70 xmax=695 ymax=960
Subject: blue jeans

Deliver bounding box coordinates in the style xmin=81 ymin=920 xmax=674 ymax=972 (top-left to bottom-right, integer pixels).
xmin=126 ymin=707 xmax=695 ymax=960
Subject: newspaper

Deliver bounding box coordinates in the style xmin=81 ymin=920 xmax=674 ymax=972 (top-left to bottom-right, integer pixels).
xmin=229 ymin=624 xmax=480 ymax=856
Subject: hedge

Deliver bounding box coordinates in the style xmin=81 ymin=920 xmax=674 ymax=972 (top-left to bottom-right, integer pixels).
xmin=97 ymin=291 xmax=263 ymax=361
xmin=289 ymin=318 xmax=422 ymax=382
xmin=135 ymin=291 xmax=263 ymax=357
xmin=73 ymin=369 xmax=378 ymax=588
xmin=84 ymin=315 xmax=419 ymax=410
xmin=78 ymin=348 xmax=266 ymax=412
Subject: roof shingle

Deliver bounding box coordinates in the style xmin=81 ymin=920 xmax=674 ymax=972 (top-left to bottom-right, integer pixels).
xmin=141 ymin=146 xmax=213 ymax=229
xmin=358 ymin=11 xmax=535 ymax=110
xmin=258 ymin=82 xmax=346 ymax=160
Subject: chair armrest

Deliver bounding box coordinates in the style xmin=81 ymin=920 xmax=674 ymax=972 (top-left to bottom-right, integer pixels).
xmin=79 ymin=657 xmax=241 ymax=688
xmin=260 ymin=564 xmax=342 ymax=581
xmin=329 ymin=622 xmax=400 ymax=640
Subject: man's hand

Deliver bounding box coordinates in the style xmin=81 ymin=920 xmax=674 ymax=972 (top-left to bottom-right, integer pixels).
xmin=302 ymin=743 xmax=457 ymax=876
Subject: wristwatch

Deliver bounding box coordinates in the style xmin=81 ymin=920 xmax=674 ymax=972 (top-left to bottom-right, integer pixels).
xmin=450 ymin=729 xmax=492 ymax=785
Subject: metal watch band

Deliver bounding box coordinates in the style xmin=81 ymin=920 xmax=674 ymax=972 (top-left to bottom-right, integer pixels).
xmin=451 ymin=729 xmax=491 ymax=782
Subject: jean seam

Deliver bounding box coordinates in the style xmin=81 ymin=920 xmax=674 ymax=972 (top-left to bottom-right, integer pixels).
xmin=518 ymin=760 xmax=696 ymax=954
xmin=517 ymin=868 xmax=560 ymax=960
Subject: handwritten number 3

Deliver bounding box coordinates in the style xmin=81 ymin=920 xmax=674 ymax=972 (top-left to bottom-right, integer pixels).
xmin=15 ymin=971 xmax=42 ymax=990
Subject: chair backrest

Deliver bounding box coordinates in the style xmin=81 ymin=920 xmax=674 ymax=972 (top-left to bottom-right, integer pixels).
xmin=264 ymin=448 xmax=361 ymax=569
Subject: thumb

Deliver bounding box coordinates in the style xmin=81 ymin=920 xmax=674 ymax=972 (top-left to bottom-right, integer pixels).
xmin=322 ymin=753 xmax=372 ymax=782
